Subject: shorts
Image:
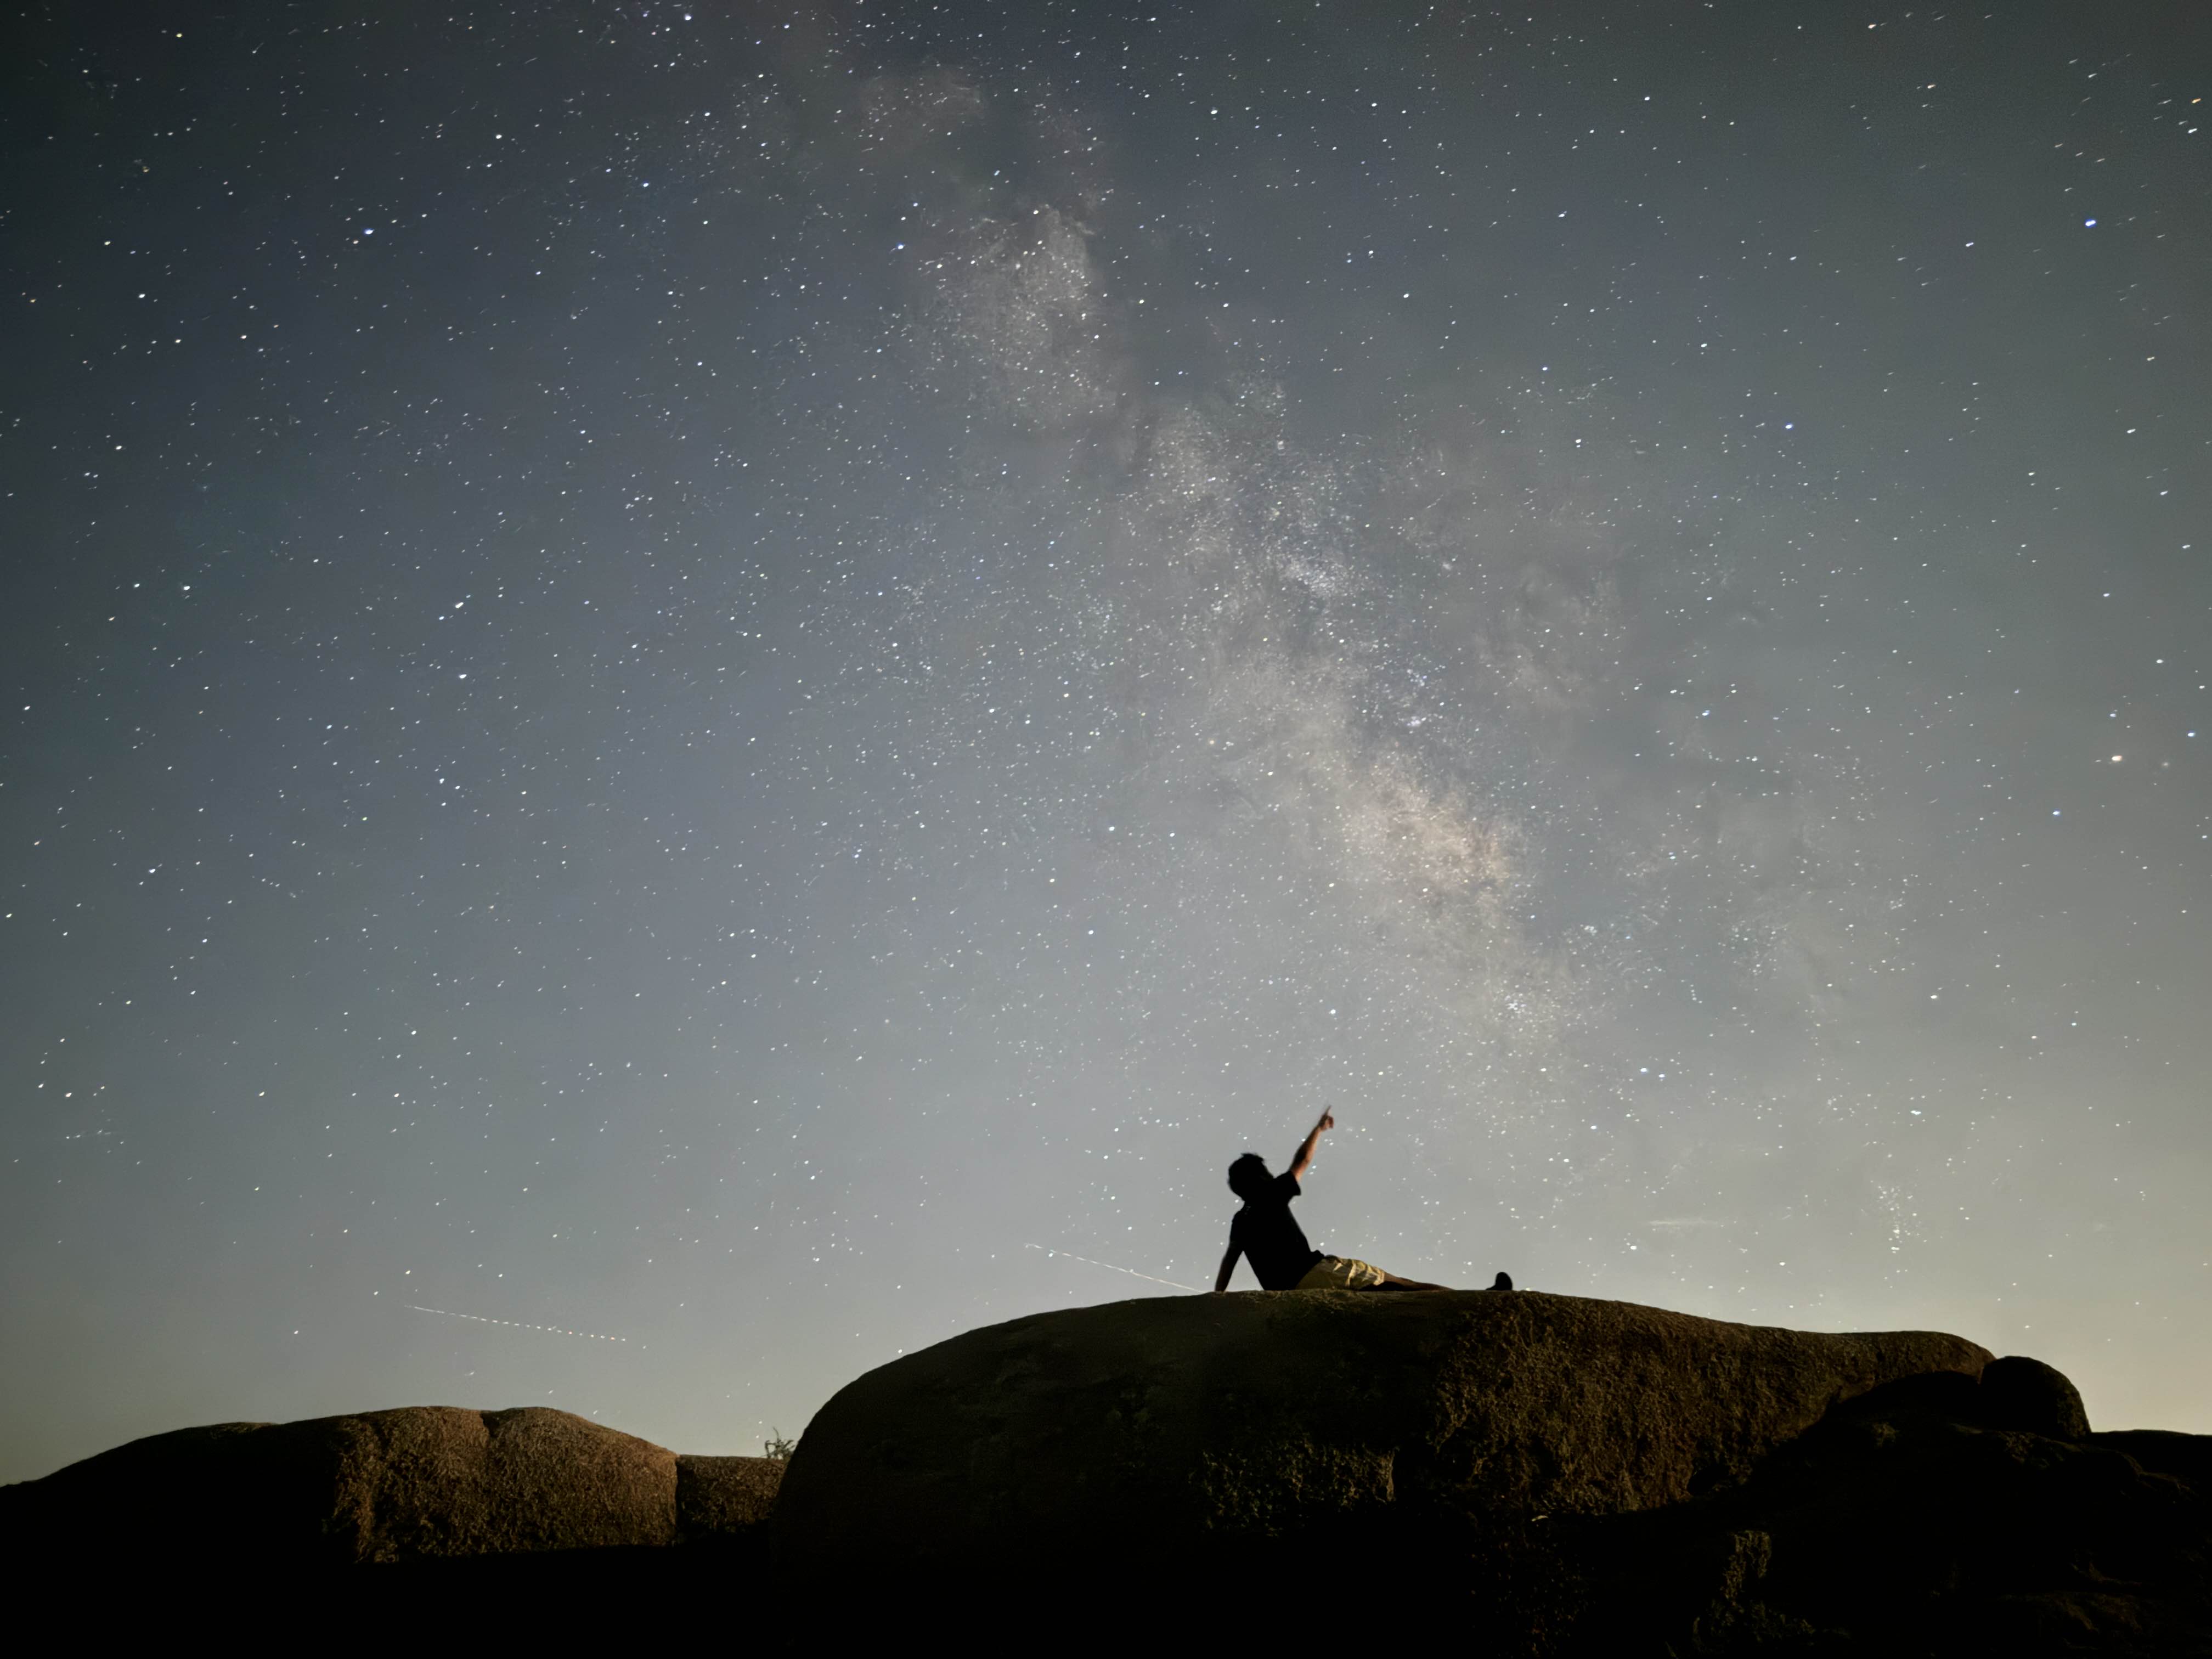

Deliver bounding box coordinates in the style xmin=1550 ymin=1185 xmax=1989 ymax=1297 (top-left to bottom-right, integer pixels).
xmin=1294 ymin=1255 xmax=1388 ymax=1291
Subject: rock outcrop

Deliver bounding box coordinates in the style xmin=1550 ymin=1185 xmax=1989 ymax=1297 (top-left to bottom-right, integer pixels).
xmin=772 ymin=1289 xmax=1993 ymax=1570
xmin=1566 ymin=1369 xmax=2211 ymax=1653
xmin=0 ymin=1406 xmax=782 ymax=1565
xmin=7 ymin=1293 xmax=2204 ymax=1649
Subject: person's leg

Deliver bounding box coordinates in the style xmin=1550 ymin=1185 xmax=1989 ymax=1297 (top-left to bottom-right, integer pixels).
xmin=1356 ymin=1271 xmax=1451 ymax=1291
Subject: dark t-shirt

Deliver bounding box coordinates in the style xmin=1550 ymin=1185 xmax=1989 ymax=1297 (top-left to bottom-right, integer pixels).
xmin=1231 ymin=1171 xmax=1324 ymax=1290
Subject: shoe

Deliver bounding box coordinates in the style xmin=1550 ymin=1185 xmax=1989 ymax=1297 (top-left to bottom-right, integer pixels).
xmin=1491 ymin=1272 xmax=1514 ymax=1291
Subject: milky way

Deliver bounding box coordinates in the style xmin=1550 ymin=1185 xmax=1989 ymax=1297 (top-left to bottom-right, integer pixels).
xmin=4 ymin=3 xmax=2208 ymax=1479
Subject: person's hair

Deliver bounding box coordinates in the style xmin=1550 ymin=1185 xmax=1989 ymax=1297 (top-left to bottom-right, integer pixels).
xmin=1227 ymin=1152 xmax=1272 ymax=1200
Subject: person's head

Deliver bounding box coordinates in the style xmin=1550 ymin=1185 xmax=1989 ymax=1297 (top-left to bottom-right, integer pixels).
xmin=1227 ymin=1152 xmax=1272 ymax=1202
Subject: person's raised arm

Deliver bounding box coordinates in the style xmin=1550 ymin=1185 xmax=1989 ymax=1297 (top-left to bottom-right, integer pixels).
xmin=1287 ymin=1108 xmax=1335 ymax=1182
xmin=1214 ymin=1243 xmax=1242 ymax=1293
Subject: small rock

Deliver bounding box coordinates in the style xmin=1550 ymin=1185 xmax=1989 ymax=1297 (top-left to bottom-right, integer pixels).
xmin=1979 ymin=1355 xmax=2091 ymax=1440
xmin=676 ymin=1454 xmax=783 ymax=1539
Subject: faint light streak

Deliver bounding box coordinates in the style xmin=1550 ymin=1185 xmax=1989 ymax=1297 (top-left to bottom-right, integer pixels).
xmin=407 ymin=1304 xmax=630 ymax=1344
xmin=1024 ymin=1243 xmax=1196 ymax=1291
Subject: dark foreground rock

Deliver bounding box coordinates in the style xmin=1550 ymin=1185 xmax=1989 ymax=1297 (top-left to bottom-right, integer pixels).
xmin=765 ymin=1291 xmax=2207 ymax=1650
xmin=774 ymin=1289 xmax=1993 ymax=1567
xmin=1555 ymin=1373 xmax=2212 ymax=1655
xmin=0 ymin=1406 xmax=782 ymax=1565
xmin=4 ymin=1295 xmax=2204 ymax=1652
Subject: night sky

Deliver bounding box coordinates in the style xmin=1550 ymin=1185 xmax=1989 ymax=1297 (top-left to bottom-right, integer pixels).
xmin=5 ymin=1 xmax=2209 ymax=1482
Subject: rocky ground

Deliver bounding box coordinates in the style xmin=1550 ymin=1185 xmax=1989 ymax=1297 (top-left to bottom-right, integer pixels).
xmin=5 ymin=1293 xmax=2205 ymax=1651
xmin=1452 ymin=1373 xmax=2212 ymax=1654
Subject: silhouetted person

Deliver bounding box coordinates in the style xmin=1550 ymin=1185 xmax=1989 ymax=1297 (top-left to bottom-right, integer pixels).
xmin=1212 ymin=1109 xmax=1512 ymax=1294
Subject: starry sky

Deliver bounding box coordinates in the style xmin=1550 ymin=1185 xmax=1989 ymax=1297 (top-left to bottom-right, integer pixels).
xmin=4 ymin=1 xmax=2209 ymax=1481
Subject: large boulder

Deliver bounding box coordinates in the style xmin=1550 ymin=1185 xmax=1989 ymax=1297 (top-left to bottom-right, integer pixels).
xmin=1 ymin=1406 xmax=680 ymax=1563
xmin=773 ymin=1290 xmax=1993 ymax=1570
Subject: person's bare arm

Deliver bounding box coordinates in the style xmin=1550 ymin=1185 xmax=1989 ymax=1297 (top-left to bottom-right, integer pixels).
xmin=1214 ymin=1244 xmax=1242 ymax=1293
xmin=1288 ymin=1109 xmax=1335 ymax=1182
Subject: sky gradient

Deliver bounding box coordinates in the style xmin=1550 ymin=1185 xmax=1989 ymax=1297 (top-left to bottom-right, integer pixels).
xmin=4 ymin=1 xmax=2209 ymax=1482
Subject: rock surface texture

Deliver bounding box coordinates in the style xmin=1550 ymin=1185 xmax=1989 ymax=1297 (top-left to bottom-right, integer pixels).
xmin=675 ymin=1453 xmax=785 ymax=1540
xmin=773 ymin=1289 xmax=1993 ymax=1567
xmin=7 ymin=1295 xmax=2205 ymax=1650
xmin=1566 ymin=1370 xmax=2211 ymax=1655
xmin=0 ymin=1406 xmax=777 ymax=1564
